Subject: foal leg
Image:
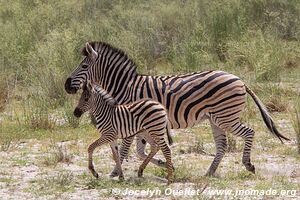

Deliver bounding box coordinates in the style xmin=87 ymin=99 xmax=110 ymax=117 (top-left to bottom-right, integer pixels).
xmin=88 ymin=136 xmax=112 ymax=178
xmin=110 ymin=137 xmax=134 ymax=177
xmin=110 ymin=141 xmax=124 ymax=181
xmin=138 ymin=144 xmax=159 ymax=177
xmin=151 ymin=133 xmax=174 ymax=185
xmin=136 ymin=132 xmax=167 ymax=167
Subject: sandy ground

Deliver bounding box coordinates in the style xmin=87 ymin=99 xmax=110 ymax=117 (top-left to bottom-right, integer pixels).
xmin=0 ymin=124 xmax=299 ymax=200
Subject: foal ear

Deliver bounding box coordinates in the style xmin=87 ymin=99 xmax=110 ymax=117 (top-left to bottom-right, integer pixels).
xmin=85 ymin=42 xmax=98 ymax=60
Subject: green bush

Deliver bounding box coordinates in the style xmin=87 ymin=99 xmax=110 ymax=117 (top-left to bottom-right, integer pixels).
xmin=0 ymin=0 xmax=299 ymax=131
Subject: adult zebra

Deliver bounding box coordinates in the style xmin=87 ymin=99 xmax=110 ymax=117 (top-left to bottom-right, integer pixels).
xmin=65 ymin=41 xmax=289 ymax=176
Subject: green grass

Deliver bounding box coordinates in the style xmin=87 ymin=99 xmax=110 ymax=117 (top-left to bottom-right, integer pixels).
xmin=0 ymin=0 xmax=299 ymax=199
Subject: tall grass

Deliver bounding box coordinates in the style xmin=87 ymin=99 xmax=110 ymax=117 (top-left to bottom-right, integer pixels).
xmin=0 ymin=78 xmax=9 ymax=112
xmin=21 ymin=96 xmax=56 ymax=130
xmin=63 ymin=98 xmax=80 ymax=128
xmin=0 ymin=0 xmax=299 ymax=131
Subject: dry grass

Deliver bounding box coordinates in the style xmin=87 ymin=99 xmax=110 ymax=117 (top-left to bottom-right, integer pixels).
xmin=43 ymin=142 xmax=73 ymax=167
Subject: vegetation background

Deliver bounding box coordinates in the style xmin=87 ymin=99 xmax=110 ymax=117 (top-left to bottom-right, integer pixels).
xmin=0 ymin=0 xmax=299 ymax=199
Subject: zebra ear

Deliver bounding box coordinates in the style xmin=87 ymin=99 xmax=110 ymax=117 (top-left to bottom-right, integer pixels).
xmin=85 ymin=42 xmax=98 ymax=60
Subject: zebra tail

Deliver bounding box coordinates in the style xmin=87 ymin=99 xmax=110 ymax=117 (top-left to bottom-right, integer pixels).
xmin=245 ymin=85 xmax=290 ymax=143
xmin=166 ymin=123 xmax=174 ymax=146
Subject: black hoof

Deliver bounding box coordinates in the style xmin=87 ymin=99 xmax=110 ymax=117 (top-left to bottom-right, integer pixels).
xmin=119 ymin=175 xmax=125 ymax=181
xmin=247 ymin=165 xmax=255 ymax=174
xmin=138 ymin=169 xmax=144 ymax=177
xmin=205 ymin=171 xmax=218 ymax=177
xmin=109 ymin=170 xmax=119 ymax=178
xmin=92 ymin=171 xmax=99 ymax=178
xmin=157 ymin=159 xmax=167 ymax=168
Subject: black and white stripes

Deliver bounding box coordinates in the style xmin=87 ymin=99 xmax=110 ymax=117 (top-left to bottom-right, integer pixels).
xmin=65 ymin=41 xmax=289 ymax=177
xmin=74 ymin=82 xmax=174 ymax=184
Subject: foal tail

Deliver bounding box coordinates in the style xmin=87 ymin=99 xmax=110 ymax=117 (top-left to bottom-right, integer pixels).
xmin=245 ymin=84 xmax=290 ymax=143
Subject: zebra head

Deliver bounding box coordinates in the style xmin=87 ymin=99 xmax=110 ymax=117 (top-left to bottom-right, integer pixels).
xmin=65 ymin=42 xmax=98 ymax=94
xmin=73 ymin=81 xmax=94 ymax=118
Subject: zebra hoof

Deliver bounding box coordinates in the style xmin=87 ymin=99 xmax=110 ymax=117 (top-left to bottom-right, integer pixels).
xmin=109 ymin=170 xmax=119 ymax=178
xmin=138 ymin=168 xmax=144 ymax=177
xmin=247 ymin=165 xmax=255 ymax=174
xmin=89 ymin=166 xmax=99 ymax=178
xmin=119 ymin=175 xmax=125 ymax=181
xmin=204 ymin=172 xmax=218 ymax=178
xmin=91 ymin=170 xmax=99 ymax=179
xmin=167 ymin=174 xmax=174 ymax=185
xmin=157 ymin=159 xmax=167 ymax=168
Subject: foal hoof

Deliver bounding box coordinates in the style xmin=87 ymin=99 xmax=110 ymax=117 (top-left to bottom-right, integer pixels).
xmin=247 ymin=165 xmax=256 ymax=174
xmin=157 ymin=159 xmax=167 ymax=168
xmin=167 ymin=177 xmax=174 ymax=185
xmin=138 ymin=168 xmax=144 ymax=177
xmin=109 ymin=170 xmax=119 ymax=178
xmin=204 ymin=172 xmax=219 ymax=178
xmin=89 ymin=166 xmax=99 ymax=178
xmin=119 ymin=175 xmax=125 ymax=181
xmin=91 ymin=171 xmax=99 ymax=178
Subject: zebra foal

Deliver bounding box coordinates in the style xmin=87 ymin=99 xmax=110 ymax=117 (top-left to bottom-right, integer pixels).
xmin=73 ymin=82 xmax=174 ymax=184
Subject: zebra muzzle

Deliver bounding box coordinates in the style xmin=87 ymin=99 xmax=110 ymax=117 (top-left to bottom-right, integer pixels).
xmin=65 ymin=77 xmax=78 ymax=94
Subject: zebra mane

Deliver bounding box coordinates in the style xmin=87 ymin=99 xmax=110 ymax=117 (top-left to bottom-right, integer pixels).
xmin=91 ymin=83 xmax=118 ymax=106
xmin=81 ymin=41 xmax=137 ymax=74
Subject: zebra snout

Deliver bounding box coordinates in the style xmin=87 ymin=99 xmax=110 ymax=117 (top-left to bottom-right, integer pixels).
xmin=73 ymin=108 xmax=83 ymax=118
xmin=65 ymin=77 xmax=77 ymax=94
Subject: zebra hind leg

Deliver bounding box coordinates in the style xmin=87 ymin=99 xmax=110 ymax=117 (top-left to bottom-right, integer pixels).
xmin=110 ymin=141 xmax=124 ymax=181
xmin=136 ymin=133 xmax=167 ymax=168
xmin=155 ymin=138 xmax=174 ymax=185
xmin=138 ymin=144 xmax=159 ymax=178
xmin=230 ymin=122 xmax=255 ymax=173
xmin=145 ymin=131 xmax=174 ymax=185
xmin=110 ymin=137 xmax=134 ymax=178
xmin=205 ymin=121 xmax=227 ymax=177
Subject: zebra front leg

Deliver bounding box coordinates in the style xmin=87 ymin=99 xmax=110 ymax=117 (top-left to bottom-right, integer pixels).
xmin=230 ymin=122 xmax=255 ymax=173
xmin=110 ymin=141 xmax=124 ymax=181
xmin=136 ymin=132 xmax=166 ymax=168
xmin=205 ymin=121 xmax=227 ymax=177
xmin=110 ymin=137 xmax=134 ymax=178
xmin=88 ymin=136 xmax=111 ymax=178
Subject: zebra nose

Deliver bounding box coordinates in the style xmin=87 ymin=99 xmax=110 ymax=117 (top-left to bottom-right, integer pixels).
xmin=73 ymin=108 xmax=83 ymax=118
xmin=65 ymin=77 xmax=76 ymax=94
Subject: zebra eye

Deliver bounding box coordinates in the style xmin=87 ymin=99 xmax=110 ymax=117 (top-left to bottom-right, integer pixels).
xmin=82 ymin=64 xmax=89 ymax=69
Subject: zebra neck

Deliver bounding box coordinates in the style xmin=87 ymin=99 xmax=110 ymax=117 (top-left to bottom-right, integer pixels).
xmin=90 ymin=100 xmax=114 ymax=130
xmin=131 ymin=75 xmax=164 ymax=103
xmin=98 ymin=74 xmax=136 ymax=104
